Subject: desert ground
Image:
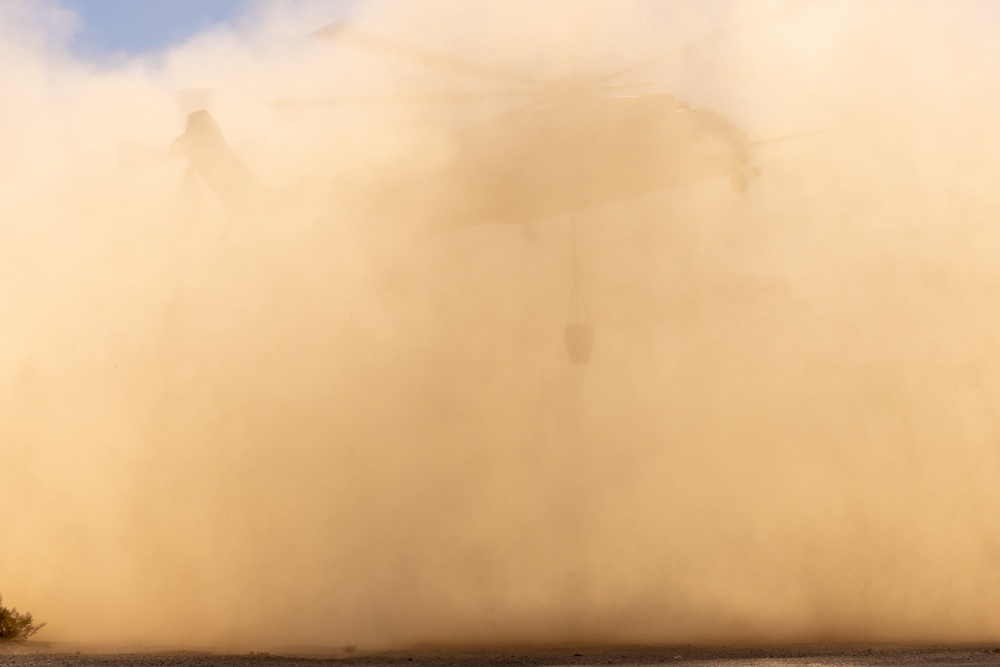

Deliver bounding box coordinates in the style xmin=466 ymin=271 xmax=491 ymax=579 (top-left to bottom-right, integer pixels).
xmin=5 ymin=644 xmax=1000 ymax=667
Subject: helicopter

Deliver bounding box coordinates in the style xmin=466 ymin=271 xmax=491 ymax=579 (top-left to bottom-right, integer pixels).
xmin=163 ymin=21 xmax=816 ymax=364
xmin=167 ymin=21 xmax=788 ymax=231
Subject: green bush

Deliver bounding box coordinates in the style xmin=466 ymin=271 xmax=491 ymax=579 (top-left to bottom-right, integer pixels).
xmin=0 ymin=594 xmax=45 ymax=641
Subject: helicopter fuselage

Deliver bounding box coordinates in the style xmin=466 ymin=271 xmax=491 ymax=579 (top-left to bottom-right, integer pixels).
xmin=377 ymin=93 xmax=754 ymax=231
xmin=174 ymin=93 xmax=753 ymax=229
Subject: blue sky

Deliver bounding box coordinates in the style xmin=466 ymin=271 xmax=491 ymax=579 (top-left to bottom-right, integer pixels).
xmin=62 ymin=0 xmax=251 ymax=55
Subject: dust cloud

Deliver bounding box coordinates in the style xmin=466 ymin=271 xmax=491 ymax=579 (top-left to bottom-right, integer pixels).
xmin=3 ymin=0 xmax=1000 ymax=651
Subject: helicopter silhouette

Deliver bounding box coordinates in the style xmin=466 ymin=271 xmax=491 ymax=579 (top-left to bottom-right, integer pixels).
xmin=165 ymin=21 xmax=824 ymax=365
xmin=165 ymin=21 xmax=816 ymax=230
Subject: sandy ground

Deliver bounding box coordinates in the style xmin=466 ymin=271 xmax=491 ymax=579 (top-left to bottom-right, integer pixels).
xmin=5 ymin=643 xmax=1000 ymax=666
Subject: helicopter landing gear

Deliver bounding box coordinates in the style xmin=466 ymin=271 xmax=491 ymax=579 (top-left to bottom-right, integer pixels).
xmin=730 ymin=171 xmax=748 ymax=193
xmin=731 ymin=158 xmax=761 ymax=193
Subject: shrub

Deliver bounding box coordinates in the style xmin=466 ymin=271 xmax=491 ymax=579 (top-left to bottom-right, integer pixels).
xmin=0 ymin=594 xmax=45 ymax=641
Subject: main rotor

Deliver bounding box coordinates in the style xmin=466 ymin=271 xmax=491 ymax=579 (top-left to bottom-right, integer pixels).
xmin=276 ymin=21 xmax=707 ymax=110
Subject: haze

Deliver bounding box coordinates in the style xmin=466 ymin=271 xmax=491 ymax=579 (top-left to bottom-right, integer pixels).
xmin=3 ymin=0 xmax=1000 ymax=651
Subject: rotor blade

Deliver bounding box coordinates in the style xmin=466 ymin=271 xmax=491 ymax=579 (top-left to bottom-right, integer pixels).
xmin=749 ymin=129 xmax=828 ymax=149
xmin=272 ymin=89 xmax=531 ymax=109
xmin=598 ymin=81 xmax=657 ymax=91
xmin=314 ymin=22 xmax=539 ymax=86
xmin=600 ymin=2 xmax=813 ymax=84
xmin=598 ymin=23 xmax=733 ymax=83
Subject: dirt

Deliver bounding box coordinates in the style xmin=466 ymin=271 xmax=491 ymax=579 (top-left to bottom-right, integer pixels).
xmin=4 ymin=643 xmax=1000 ymax=667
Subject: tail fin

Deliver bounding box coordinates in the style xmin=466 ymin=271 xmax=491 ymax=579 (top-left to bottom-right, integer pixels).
xmin=171 ymin=110 xmax=266 ymax=217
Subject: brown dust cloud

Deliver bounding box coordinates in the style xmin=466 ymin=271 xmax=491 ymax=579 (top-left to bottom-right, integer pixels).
xmin=3 ymin=0 xmax=1000 ymax=651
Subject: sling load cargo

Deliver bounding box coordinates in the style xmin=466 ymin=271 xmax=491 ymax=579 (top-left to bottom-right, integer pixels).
xmin=565 ymin=277 xmax=594 ymax=365
xmin=564 ymin=219 xmax=593 ymax=364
